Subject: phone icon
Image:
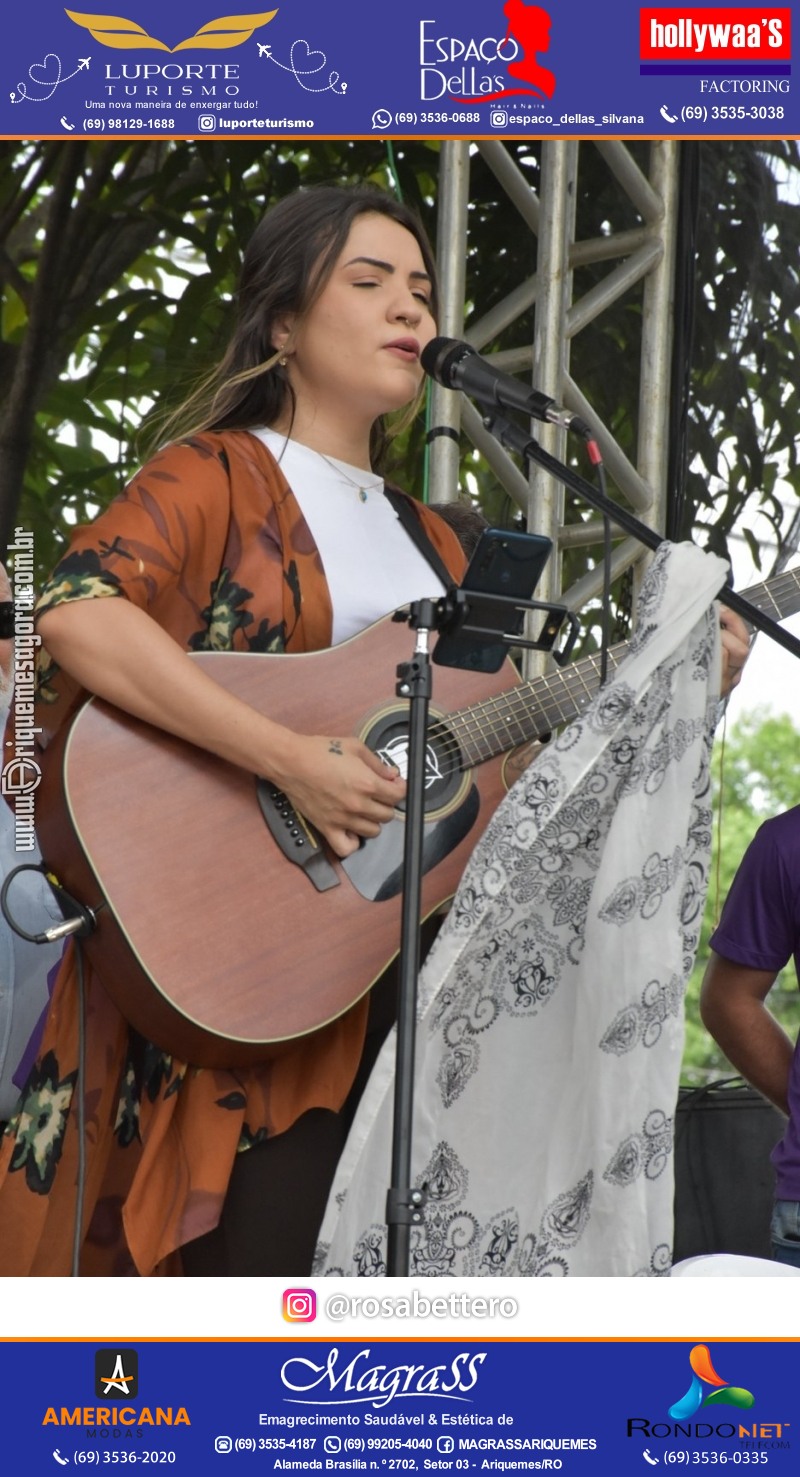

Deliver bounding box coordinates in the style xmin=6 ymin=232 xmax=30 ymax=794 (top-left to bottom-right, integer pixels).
xmin=643 ymin=1450 xmax=660 ymax=1467
xmin=659 ymin=105 xmax=678 ymax=123
xmin=60 ymin=117 xmax=76 ymax=131
xmin=53 ymin=1452 xmax=69 ymax=1467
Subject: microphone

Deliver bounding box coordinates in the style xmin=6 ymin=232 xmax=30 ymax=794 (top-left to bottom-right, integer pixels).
xmin=421 ymin=337 xmax=593 ymax=440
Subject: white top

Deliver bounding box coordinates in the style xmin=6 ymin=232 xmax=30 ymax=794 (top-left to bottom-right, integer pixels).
xmin=252 ymin=429 xmax=446 ymax=645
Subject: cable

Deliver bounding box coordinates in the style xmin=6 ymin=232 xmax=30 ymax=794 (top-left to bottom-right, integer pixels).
xmin=385 ymin=141 xmax=403 ymax=201
xmin=0 ymin=863 xmax=98 ymax=944
xmin=595 ymin=459 xmax=611 ymax=688
xmin=72 ymin=939 xmax=87 ymax=1278
xmin=383 ymin=141 xmax=435 ymax=503
xmin=1 ymin=862 xmax=95 ymax=1274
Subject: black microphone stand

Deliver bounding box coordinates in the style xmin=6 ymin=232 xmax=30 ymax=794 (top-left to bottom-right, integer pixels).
xmin=485 ymin=410 xmax=800 ymax=659
xmin=385 ymin=587 xmax=577 ymax=1277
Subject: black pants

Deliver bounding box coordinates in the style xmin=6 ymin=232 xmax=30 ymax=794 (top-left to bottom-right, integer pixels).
xmin=181 ymin=942 xmax=407 ymax=1277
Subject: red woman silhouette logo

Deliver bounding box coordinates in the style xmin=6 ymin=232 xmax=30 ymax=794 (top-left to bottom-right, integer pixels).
xmin=502 ymin=0 xmax=555 ymax=99
xmin=461 ymin=0 xmax=556 ymax=105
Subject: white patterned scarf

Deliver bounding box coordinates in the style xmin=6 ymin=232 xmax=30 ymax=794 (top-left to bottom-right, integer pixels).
xmin=316 ymin=541 xmax=728 ymax=1278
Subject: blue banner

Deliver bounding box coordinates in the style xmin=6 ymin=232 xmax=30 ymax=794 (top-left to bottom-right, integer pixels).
xmin=2 ymin=1337 xmax=796 ymax=1468
xmin=1 ymin=0 xmax=796 ymax=139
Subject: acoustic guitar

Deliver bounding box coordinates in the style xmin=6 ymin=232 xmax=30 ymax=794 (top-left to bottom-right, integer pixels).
xmin=36 ymin=567 xmax=800 ymax=1067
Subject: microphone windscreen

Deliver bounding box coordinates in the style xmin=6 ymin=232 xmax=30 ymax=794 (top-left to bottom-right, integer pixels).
xmin=420 ymin=337 xmax=473 ymax=386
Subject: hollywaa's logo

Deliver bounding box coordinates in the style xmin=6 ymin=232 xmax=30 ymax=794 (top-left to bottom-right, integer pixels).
xmin=668 ymin=1345 xmax=754 ymax=1421
xmin=420 ymin=0 xmax=557 ymax=104
xmin=639 ymin=8 xmax=791 ymax=62
xmin=65 ymin=7 xmax=277 ymax=51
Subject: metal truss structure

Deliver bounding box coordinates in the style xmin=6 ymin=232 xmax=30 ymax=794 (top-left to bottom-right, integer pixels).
xmin=428 ymin=139 xmax=680 ymax=664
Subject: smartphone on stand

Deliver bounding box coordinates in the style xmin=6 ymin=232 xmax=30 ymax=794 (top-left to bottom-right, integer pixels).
xmin=433 ymin=527 xmax=553 ymax=674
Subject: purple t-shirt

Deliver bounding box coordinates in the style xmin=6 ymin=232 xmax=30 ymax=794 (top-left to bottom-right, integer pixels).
xmin=709 ymin=805 xmax=800 ymax=1200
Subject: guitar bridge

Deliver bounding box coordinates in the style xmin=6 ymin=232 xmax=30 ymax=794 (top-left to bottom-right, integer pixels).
xmin=255 ymin=780 xmax=340 ymax=893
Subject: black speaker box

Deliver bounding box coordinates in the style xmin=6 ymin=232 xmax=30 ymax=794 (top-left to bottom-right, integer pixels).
xmin=673 ymin=1077 xmax=785 ymax=1261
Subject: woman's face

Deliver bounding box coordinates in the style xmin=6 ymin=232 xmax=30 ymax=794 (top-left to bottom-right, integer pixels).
xmin=281 ymin=212 xmax=437 ymax=430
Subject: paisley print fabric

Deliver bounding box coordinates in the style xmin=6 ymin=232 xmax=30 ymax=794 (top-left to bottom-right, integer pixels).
xmin=316 ymin=543 xmax=728 ymax=1278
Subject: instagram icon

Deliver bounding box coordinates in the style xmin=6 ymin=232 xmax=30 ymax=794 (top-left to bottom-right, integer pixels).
xmin=283 ymin=1288 xmax=317 ymax=1322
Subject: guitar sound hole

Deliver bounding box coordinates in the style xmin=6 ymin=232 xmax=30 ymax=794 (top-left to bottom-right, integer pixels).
xmin=363 ymin=711 xmax=464 ymax=816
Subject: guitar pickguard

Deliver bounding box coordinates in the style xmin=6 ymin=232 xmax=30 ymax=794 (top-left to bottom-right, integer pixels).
xmin=341 ymin=783 xmax=481 ymax=902
xmin=337 ymin=703 xmax=480 ymax=902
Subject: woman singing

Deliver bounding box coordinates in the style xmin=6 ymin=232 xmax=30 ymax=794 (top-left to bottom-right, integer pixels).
xmin=0 ymin=184 xmax=466 ymax=1276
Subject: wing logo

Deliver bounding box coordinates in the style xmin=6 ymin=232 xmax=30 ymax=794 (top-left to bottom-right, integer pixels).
xmin=65 ymin=9 xmax=278 ymax=52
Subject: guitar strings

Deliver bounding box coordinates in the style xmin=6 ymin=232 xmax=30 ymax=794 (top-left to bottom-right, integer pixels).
xmin=423 ymin=650 xmax=620 ymax=781
xmin=408 ymin=568 xmax=800 ymax=783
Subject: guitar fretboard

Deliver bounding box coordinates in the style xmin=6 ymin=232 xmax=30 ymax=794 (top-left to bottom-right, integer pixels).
xmin=446 ymin=647 xmax=625 ymax=766
xmin=445 ymin=564 xmax=800 ymax=769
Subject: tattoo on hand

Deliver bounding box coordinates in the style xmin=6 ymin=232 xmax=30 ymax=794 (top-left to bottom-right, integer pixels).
xmin=328 ymin=740 xmax=343 ymax=755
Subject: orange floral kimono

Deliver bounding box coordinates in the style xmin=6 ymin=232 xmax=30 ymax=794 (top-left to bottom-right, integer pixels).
xmin=0 ymin=429 xmax=465 ymax=1276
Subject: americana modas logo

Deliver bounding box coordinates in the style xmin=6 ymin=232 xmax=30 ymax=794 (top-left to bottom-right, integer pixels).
xmin=65 ymin=8 xmax=277 ymax=51
xmin=668 ymin=1345 xmax=754 ymax=1420
xmin=95 ymin=1349 xmax=139 ymax=1399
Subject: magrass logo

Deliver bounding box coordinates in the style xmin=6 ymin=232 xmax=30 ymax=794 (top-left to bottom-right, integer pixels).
xmin=95 ymin=1349 xmax=139 ymax=1400
xmin=668 ymin=1345 xmax=755 ymax=1421
xmin=65 ymin=8 xmax=277 ymax=52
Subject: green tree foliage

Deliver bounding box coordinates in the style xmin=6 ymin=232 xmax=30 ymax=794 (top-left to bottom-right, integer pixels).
xmin=0 ymin=139 xmax=442 ymax=572
xmin=2 ymin=139 xmax=800 ymax=587
xmin=686 ymin=144 xmax=800 ymax=565
xmin=682 ymin=709 xmax=800 ymax=1086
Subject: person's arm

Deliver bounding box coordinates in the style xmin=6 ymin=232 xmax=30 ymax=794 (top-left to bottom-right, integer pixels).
xmin=37 ymin=596 xmax=405 ymax=859
xmin=700 ymin=950 xmax=793 ymax=1115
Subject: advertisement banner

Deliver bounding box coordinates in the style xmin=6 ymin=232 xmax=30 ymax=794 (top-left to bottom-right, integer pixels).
xmin=0 ymin=0 xmax=796 ymax=138
xmin=1 ymin=0 xmax=800 ymax=1438
xmin=1 ymin=1336 xmax=797 ymax=1467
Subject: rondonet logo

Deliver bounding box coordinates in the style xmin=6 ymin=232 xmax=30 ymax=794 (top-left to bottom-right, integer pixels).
xmin=65 ymin=8 xmax=278 ymax=51
xmin=640 ymin=8 xmax=791 ymax=61
xmin=667 ymin=1345 xmax=754 ymax=1420
xmin=628 ymin=1343 xmax=791 ymax=1446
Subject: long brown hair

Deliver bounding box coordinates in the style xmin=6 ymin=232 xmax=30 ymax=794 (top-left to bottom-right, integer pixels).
xmin=157 ymin=185 xmax=439 ymax=466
